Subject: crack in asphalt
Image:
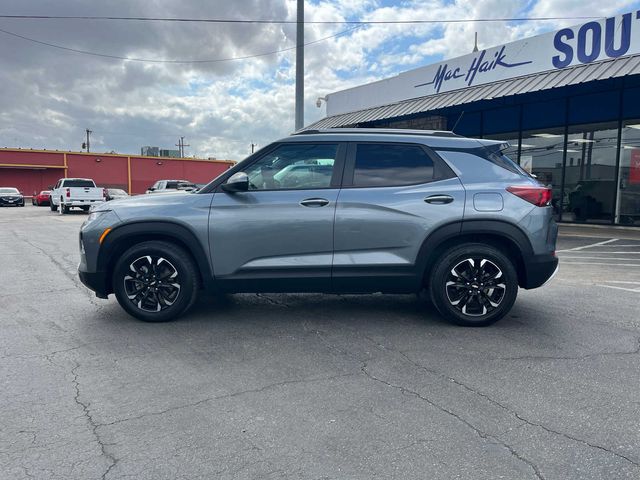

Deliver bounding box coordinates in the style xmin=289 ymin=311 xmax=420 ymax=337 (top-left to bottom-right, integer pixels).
xmin=12 ymin=229 xmax=104 ymax=308
xmin=378 ymin=339 xmax=640 ymax=469
xmin=494 ymin=337 xmax=640 ymax=362
xmin=254 ymin=293 xmax=290 ymax=308
xmin=70 ymin=363 xmax=118 ymax=480
xmin=360 ymin=363 xmax=545 ymax=480
xmin=96 ymin=372 xmax=356 ymax=429
xmin=315 ymin=324 xmax=640 ymax=470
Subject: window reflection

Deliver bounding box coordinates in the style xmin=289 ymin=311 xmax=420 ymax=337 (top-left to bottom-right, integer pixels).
xmin=520 ymin=128 xmax=565 ymax=219
xmin=563 ymin=123 xmax=618 ymax=224
xmin=617 ymin=121 xmax=640 ymax=225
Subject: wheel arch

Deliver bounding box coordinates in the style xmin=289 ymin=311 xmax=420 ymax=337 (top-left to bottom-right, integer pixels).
xmin=417 ymin=220 xmax=533 ymax=288
xmin=98 ymin=221 xmax=214 ymax=295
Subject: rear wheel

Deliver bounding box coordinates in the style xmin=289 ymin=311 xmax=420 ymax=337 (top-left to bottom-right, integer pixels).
xmin=81 ymin=206 xmax=90 ymax=212
xmin=50 ymin=202 xmax=58 ymax=212
xmin=112 ymin=241 xmax=199 ymax=322
xmin=429 ymin=243 xmax=518 ymax=327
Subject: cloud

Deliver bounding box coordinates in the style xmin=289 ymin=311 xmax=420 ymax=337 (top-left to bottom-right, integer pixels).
xmin=0 ymin=0 xmax=637 ymax=161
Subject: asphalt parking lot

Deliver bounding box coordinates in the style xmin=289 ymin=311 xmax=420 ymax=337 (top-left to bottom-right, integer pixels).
xmin=1 ymin=205 xmax=639 ymax=480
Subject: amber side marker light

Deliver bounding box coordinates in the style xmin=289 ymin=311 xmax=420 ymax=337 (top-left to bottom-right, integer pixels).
xmin=99 ymin=228 xmax=112 ymax=244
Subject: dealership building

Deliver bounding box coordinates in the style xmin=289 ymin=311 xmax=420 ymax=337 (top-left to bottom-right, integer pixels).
xmin=0 ymin=148 xmax=234 ymax=196
xmin=309 ymin=11 xmax=640 ymax=225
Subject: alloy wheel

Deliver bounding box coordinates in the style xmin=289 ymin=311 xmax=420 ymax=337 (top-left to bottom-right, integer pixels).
xmin=445 ymin=258 xmax=506 ymax=317
xmin=123 ymin=255 xmax=181 ymax=312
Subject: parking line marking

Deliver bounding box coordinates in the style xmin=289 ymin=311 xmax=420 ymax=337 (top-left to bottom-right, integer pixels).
xmin=560 ymin=256 xmax=640 ymax=261
xmin=597 ymin=284 xmax=640 ymax=293
xmin=561 ymin=252 xmax=640 ymax=254
xmin=561 ymin=261 xmax=640 ymax=267
xmin=606 ymin=281 xmax=640 ymax=284
xmin=557 ymin=238 xmax=618 ymax=252
xmin=588 ymin=245 xmax=640 ymax=247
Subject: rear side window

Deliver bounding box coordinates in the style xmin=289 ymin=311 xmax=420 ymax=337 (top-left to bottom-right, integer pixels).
xmin=481 ymin=146 xmax=530 ymax=177
xmin=63 ymin=179 xmax=95 ymax=187
xmin=353 ymin=144 xmax=434 ymax=187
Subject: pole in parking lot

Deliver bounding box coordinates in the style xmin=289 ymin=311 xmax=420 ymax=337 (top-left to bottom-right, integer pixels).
xmin=84 ymin=129 xmax=92 ymax=152
xmin=295 ymin=0 xmax=304 ymax=131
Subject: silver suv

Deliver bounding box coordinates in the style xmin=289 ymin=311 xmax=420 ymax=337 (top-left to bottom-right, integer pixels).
xmin=78 ymin=129 xmax=558 ymax=326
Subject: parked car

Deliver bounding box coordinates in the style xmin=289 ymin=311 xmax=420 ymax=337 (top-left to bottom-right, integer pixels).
xmin=79 ymin=129 xmax=558 ymax=327
xmin=146 ymin=180 xmax=197 ymax=194
xmin=0 ymin=187 xmax=24 ymax=207
xmin=50 ymin=178 xmax=105 ymax=214
xmin=32 ymin=190 xmax=51 ymax=206
xmin=105 ymin=188 xmax=129 ymax=202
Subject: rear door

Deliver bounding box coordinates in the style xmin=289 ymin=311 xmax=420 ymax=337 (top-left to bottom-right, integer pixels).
xmin=209 ymin=142 xmax=346 ymax=292
xmin=333 ymin=142 xmax=465 ymax=292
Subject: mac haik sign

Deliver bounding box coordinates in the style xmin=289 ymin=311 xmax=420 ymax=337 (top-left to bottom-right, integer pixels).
xmin=326 ymin=11 xmax=640 ymax=116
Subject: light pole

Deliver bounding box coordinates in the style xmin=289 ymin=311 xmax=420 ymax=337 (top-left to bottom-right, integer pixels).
xmin=295 ymin=0 xmax=304 ymax=131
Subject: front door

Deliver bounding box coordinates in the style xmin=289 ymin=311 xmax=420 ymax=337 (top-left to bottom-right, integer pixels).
xmin=209 ymin=142 xmax=345 ymax=292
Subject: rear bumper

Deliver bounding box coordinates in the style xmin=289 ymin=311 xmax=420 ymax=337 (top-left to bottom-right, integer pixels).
xmin=65 ymin=200 xmax=105 ymax=206
xmin=522 ymin=254 xmax=559 ymax=289
xmin=78 ymin=269 xmax=110 ymax=299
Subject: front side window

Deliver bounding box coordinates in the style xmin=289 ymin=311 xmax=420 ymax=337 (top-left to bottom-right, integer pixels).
xmin=244 ymin=143 xmax=337 ymax=190
xmin=353 ymin=144 xmax=434 ymax=187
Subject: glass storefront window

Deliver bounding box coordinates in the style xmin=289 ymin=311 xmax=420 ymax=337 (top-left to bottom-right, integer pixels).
xmin=563 ymin=123 xmax=618 ymax=224
xmin=520 ymin=128 xmax=565 ymax=219
xmin=617 ymin=120 xmax=640 ymax=225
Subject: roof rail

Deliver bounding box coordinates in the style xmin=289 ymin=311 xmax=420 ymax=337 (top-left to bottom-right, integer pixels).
xmin=293 ymin=128 xmax=459 ymax=137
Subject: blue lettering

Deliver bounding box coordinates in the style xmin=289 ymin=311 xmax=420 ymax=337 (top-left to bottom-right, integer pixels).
xmin=553 ymin=28 xmax=574 ymax=68
xmin=605 ymin=13 xmax=631 ymax=58
xmin=577 ymin=21 xmax=602 ymax=63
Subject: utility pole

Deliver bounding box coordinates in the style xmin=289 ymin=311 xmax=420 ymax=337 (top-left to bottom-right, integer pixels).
xmin=175 ymin=136 xmax=190 ymax=157
xmin=83 ymin=129 xmax=92 ymax=152
xmin=295 ymin=0 xmax=304 ymax=131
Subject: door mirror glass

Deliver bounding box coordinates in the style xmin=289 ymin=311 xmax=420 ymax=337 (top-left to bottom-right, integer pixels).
xmin=222 ymin=172 xmax=249 ymax=192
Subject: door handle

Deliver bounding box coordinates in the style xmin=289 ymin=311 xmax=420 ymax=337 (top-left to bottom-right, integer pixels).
xmin=424 ymin=194 xmax=454 ymax=204
xmin=300 ymin=198 xmax=330 ymax=207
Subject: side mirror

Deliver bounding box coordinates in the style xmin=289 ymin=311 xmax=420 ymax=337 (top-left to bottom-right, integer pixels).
xmin=222 ymin=172 xmax=249 ymax=192
xmin=148 ymin=187 xmax=155 ymax=191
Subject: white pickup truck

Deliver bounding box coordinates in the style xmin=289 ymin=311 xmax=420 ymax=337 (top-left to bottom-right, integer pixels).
xmin=50 ymin=178 xmax=105 ymax=214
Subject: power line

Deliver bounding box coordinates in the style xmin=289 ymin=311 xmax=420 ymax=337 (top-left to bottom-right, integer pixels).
xmin=0 ymin=14 xmax=603 ymax=24
xmin=0 ymin=25 xmax=361 ymax=63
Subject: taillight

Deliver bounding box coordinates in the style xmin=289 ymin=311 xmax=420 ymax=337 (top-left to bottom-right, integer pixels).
xmin=66 ymin=188 xmax=70 ymax=198
xmin=506 ymin=186 xmax=552 ymax=207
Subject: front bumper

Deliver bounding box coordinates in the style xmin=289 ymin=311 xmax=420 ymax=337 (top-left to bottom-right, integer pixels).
xmin=522 ymin=254 xmax=559 ymax=289
xmin=78 ymin=269 xmax=110 ymax=299
xmin=0 ymin=197 xmax=24 ymax=206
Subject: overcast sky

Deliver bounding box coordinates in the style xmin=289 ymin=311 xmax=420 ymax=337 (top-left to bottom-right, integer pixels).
xmin=0 ymin=0 xmax=639 ymax=161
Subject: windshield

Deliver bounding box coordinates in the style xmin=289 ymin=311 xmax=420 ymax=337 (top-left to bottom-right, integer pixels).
xmin=0 ymin=188 xmax=19 ymax=194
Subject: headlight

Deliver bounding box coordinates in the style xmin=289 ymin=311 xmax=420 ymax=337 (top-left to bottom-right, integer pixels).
xmin=85 ymin=209 xmax=111 ymax=226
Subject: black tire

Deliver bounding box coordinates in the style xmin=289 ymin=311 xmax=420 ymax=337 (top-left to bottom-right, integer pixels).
xmin=81 ymin=206 xmax=90 ymax=212
xmin=50 ymin=202 xmax=58 ymax=212
xmin=112 ymin=241 xmax=199 ymax=322
xmin=429 ymin=243 xmax=518 ymax=327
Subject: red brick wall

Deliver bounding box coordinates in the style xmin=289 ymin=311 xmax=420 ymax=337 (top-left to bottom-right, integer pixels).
xmin=0 ymin=149 xmax=234 ymax=196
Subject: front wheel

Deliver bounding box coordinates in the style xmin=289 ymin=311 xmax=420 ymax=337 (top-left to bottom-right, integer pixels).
xmin=112 ymin=241 xmax=200 ymax=322
xmin=429 ymin=243 xmax=518 ymax=327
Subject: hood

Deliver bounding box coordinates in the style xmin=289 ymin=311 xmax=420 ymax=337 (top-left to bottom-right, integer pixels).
xmin=98 ymin=190 xmax=213 ymax=222
xmin=0 ymin=193 xmax=22 ymax=197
